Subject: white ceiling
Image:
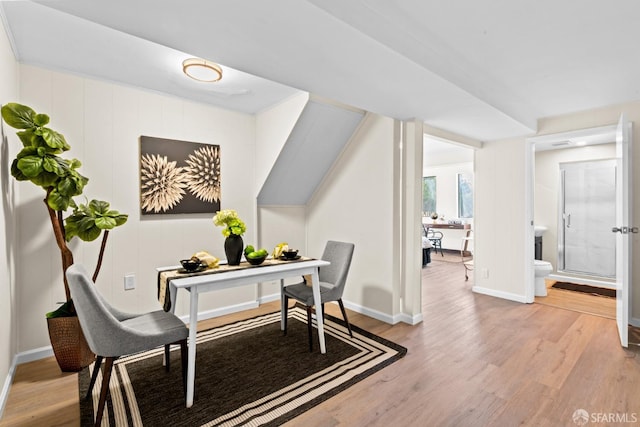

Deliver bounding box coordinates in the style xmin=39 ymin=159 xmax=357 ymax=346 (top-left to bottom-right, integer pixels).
xmin=3 ymin=1 xmax=640 ymax=141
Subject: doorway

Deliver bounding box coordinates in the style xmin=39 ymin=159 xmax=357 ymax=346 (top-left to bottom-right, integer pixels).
xmin=527 ymin=126 xmax=619 ymax=319
xmin=421 ymin=135 xmax=475 ymax=290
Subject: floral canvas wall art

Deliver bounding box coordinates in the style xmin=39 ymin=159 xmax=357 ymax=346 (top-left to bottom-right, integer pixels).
xmin=139 ymin=136 xmax=221 ymax=215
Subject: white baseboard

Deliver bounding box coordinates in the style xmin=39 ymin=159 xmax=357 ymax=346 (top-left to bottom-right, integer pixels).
xmin=178 ymin=301 xmax=260 ymax=324
xmin=15 ymin=345 xmax=53 ymax=365
xmin=472 ymin=286 xmax=529 ymax=304
xmin=630 ymin=317 xmax=640 ymax=327
xmin=393 ymin=312 xmax=424 ymax=325
xmin=341 ymin=300 xmax=420 ymax=325
xmin=0 ymin=356 xmax=18 ymax=420
xmin=258 ymin=292 xmax=281 ymax=305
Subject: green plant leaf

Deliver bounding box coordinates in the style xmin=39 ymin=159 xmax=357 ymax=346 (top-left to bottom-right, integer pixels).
xmin=69 ymin=158 xmax=82 ymax=169
xmin=16 ymin=155 xmax=44 ymax=177
xmin=16 ymin=130 xmax=35 ymax=148
xmin=57 ymin=173 xmax=87 ymax=197
xmin=45 ymin=300 xmax=74 ymax=318
xmin=33 ymin=113 xmax=50 ymax=127
xmin=47 ymin=189 xmax=71 ymax=211
xmin=114 ymin=214 xmax=128 ymax=226
xmin=89 ymin=199 xmax=109 ymax=214
xmin=42 ymin=156 xmax=61 ymax=174
xmin=31 ymin=170 xmax=60 ymax=188
xmin=40 ymin=127 xmax=69 ymax=150
xmin=95 ymin=216 xmax=116 ymax=229
xmin=71 ymin=223 xmax=101 ymax=241
xmin=16 ymin=146 xmax=37 ymax=159
xmin=1 ymin=103 xmax=36 ymax=129
xmin=10 ymin=159 xmax=28 ymax=181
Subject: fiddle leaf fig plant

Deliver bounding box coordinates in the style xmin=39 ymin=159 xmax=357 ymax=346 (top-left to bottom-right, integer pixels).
xmin=1 ymin=102 xmax=128 ymax=314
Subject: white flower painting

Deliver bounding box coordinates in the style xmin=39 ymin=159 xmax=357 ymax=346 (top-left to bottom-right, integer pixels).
xmin=140 ymin=136 xmax=221 ymax=214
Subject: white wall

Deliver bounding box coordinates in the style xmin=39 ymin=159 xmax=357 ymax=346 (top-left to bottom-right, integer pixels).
xmin=0 ymin=15 xmax=19 ymax=416
xmin=535 ymin=144 xmax=616 ymax=271
xmin=306 ymin=114 xmax=399 ymax=321
xmin=13 ymin=65 xmax=259 ymax=353
xmin=473 ymin=137 xmax=528 ymax=302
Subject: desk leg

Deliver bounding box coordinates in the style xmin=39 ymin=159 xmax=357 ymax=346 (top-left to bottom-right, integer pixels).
xmin=311 ymin=269 xmax=326 ymax=354
xmin=280 ymin=278 xmax=286 ymax=330
xmin=186 ymin=289 xmax=198 ymax=408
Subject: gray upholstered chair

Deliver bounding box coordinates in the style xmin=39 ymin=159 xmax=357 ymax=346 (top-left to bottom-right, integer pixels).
xmin=282 ymin=241 xmax=355 ymax=351
xmin=66 ymin=264 xmax=188 ymax=427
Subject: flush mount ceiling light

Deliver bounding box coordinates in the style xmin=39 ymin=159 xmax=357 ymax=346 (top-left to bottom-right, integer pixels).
xmin=182 ymin=58 xmax=223 ymax=82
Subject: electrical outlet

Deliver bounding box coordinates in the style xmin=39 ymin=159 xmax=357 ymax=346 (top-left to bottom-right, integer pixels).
xmin=124 ymin=274 xmax=135 ymax=290
xmin=481 ymin=268 xmax=489 ymax=279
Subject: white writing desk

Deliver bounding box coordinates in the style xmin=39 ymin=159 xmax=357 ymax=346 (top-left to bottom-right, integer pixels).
xmin=157 ymin=258 xmax=330 ymax=408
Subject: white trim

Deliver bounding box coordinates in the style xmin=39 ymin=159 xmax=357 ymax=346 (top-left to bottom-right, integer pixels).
xmin=524 ymin=139 xmax=536 ymax=303
xmin=15 ymin=345 xmax=53 ymax=365
xmin=472 ymin=286 xmax=529 ymax=304
xmin=342 ymin=300 xmax=419 ymax=325
xmin=258 ymin=292 xmax=281 ymax=305
xmin=177 ymin=301 xmax=259 ymax=324
xmin=393 ymin=312 xmax=423 ymax=325
xmin=0 ymin=356 xmax=17 ymax=419
xmin=630 ymin=317 xmax=640 ymax=328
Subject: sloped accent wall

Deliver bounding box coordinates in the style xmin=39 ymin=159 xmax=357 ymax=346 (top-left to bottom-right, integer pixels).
xmin=257 ymin=98 xmax=364 ymax=205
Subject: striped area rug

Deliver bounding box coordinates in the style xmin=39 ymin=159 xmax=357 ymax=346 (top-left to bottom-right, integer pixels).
xmin=79 ymin=306 xmax=406 ymax=426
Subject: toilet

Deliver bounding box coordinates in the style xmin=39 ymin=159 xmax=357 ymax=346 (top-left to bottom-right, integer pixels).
xmin=534 ymin=260 xmax=553 ymax=297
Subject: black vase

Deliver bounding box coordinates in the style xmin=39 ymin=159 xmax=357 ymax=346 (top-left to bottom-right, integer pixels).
xmin=224 ymin=234 xmax=244 ymax=265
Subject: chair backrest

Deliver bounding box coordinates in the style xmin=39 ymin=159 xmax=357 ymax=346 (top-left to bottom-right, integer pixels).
xmin=66 ymin=264 xmax=128 ymax=356
xmin=319 ymin=241 xmax=355 ymax=298
xmin=427 ymin=228 xmax=443 ymax=239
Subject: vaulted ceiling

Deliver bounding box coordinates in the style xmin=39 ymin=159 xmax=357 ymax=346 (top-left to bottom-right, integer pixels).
xmin=3 ymin=1 xmax=640 ymax=141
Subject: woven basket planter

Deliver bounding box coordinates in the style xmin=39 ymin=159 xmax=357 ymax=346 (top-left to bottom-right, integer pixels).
xmin=47 ymin=316 xmax=95 ymax=372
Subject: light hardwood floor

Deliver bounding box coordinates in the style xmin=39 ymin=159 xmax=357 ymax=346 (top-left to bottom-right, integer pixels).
xmin=535 ymin=279 xmax=616 ymax=320
xmin=2 ymin=258 xmax=639 ymax=426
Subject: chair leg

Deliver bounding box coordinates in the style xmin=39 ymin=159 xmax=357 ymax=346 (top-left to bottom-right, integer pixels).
xmin=95 ymin=356 xmax=116 ymax=427
xmin=164 ymin=344 xmax=171 ymax=372
xmin=306 ymin=305 xmax=313 ymax=352
xmin=180 ymin=339 xmax=188 ymax=400
xmin=86 ymin=355 xmax=103 ymax=399
xmin=337 ymin=299 xmax=353 ymax=338
xmin=283 ymin=295 xmax=289 ymax=335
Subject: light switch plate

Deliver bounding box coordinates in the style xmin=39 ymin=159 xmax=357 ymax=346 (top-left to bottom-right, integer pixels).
xmin=124 ymin=274 xmax=135 ymax=290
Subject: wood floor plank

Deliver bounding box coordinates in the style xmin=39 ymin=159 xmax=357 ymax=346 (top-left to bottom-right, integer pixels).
xmin=1 ymin=256 xmax=638 ymax=427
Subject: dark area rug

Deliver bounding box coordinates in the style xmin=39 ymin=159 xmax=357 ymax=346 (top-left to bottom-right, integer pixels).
xmin=79 ymin=306 xmax=406 ymax=426
xmin=552 ymin=281 xmax=616 ymax=298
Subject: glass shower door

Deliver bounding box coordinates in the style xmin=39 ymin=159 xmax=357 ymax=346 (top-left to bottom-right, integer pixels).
xmin=559 ymin=160 xmax=616 ymax=278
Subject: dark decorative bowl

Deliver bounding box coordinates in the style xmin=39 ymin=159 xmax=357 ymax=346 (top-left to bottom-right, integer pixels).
xmin=180 ymin=259 xmax=202 ymax=272
xmin=282 ymin=249 xmax=299 ymax=260
xmin=246 ymin=254 xmax=267 ymax=265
